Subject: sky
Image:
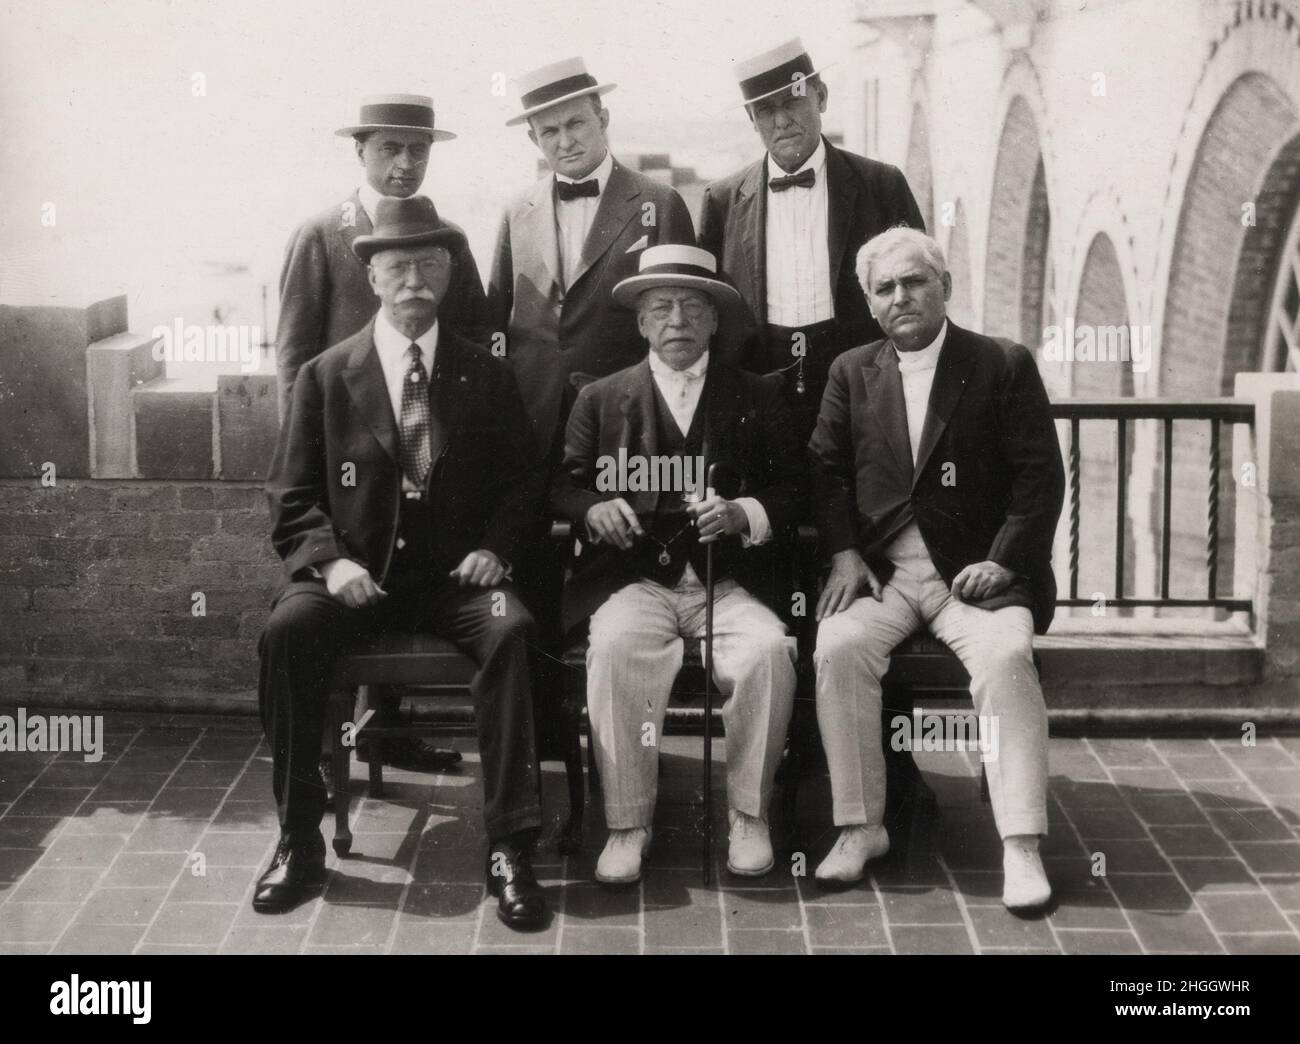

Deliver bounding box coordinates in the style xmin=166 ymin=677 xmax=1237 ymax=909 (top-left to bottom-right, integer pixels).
xmin=0 ymin=0 xmax=866 ymax=345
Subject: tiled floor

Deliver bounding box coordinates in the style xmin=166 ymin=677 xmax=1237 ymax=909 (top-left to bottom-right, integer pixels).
xmin=1 ymin=712 xmax=1299 ymax=954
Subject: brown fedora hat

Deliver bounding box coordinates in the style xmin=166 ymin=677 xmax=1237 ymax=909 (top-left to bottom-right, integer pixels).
xmin=351 ymin=195 xmax=467 ymax=263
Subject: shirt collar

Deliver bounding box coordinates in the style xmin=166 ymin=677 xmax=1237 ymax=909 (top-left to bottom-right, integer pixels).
xmin=648 ymin=349 xmax=709 ymax=382
xmin=357 ymin=182 xmax=388 ymax=225
xmin=374 ymin=310 xmax=439 ymax=373
xmin=555 ymin=149 xmax=614 ymax=188
xmin=767 ymin=137 xmax=827 ymax=183
xmin=894 ymin=319 xmax=947 ymax=371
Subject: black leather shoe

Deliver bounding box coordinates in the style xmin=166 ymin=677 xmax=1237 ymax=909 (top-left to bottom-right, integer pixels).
xmin=357 ymin=736 xmax=463 ymax=772
xmin=252 ymin=831 xmax=327 ymax=913
xmin=485 ymin=844 xmax=548 ymax=931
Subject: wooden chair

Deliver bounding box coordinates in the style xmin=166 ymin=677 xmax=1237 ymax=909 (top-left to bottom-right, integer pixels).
xmin=328 ymin=631 xmax=584 ymax=858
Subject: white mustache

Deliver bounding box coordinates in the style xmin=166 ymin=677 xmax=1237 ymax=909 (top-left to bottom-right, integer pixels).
xmin=396 ymin=291 xmax=437 ymax=303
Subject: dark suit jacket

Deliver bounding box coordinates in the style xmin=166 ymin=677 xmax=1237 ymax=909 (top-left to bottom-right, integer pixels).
xmin=698 ymin=138 xmax=924 ymax=370
xmin=808 ymin=322 xmax=1065 ymax=634
xmin=275 ymin=191 xmax=493 ymax=417
xmin=266 ymin=320 xmax=542 ymax=595
xmin=487 ymin=159 xmax=696 ymax=459
xmin=551 ymin=358 xmax=805 ymax=633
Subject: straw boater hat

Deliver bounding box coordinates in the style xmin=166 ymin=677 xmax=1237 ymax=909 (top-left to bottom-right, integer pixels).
xmin=612 ymin=246 xmax=742 ymax=310
xmin=351 ymin=196 xmax=467 ymax=263
xmin=506 ymin=57 xmax=617 ymax=127
xmin=732 ymin=37 xmax=830 ymax=107
xmin=335 ymin=93 xmax=456 ymax=142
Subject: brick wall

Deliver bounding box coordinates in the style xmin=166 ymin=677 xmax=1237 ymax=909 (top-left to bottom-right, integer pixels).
xmin=983 ymin=97 xmax=1041 ymax=345
xmin=0 ymin=480 xmax=275 ymax=710
xmin=904 ymin=102 xmax=933 ymax=236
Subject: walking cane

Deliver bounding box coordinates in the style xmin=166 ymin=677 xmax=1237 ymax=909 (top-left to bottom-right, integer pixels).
xmin=701 ymin=462 xmax=721 ymax=886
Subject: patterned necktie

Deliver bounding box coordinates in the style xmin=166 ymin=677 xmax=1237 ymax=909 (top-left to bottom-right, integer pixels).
xmin=399 ymin=343 xmax=433 ymax=487
xmin=769 ymin=168 xmax=816 ymax=192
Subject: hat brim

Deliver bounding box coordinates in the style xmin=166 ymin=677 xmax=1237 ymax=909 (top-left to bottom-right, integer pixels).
xmin=352 ymin=226 xmax=467 ymax=264
xmin=732 ymin=63 xmax=834 ymax=110
xmin=506 ymin=83 xmax=617 ymax=127
xmin=612 ymin=273 xmax=743 ymax=311
xmin=335 ymin=125 xmax=456 ymax=142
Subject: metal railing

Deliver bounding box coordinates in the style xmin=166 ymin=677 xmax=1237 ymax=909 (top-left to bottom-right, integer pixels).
xmin=1050 ymin=399 xmax=1255 ymax=613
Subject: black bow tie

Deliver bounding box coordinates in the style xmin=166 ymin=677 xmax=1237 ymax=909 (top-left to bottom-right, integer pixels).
xmin=557 ymin=178 xmax=600 ymax=202
xmin=769 ymin=168 xmax=816 ymax=192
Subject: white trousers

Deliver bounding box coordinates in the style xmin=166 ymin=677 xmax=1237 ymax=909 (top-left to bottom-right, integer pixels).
xmin=814 ymin=550 xmax=1048 ymax=838
xmin=586 ymin=572 xmax=797 ymax=829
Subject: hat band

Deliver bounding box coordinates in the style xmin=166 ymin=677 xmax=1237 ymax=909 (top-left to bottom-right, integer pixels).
xmin=636 ymin=263 xmax=718 ymax=280
xmin=739 ymin=54 xmax=815 ymax=104
xmin=520 ymin=73 xmax=598 ymax=113
xmin=370 ymin=220 xmax=452 ymax=239
xmin=356 ymin=102 xmax=436 ymax=129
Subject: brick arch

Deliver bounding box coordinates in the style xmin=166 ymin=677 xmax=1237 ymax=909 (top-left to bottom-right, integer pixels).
xmin=1161 ymin=73 xmax=1297 ymax=396
xmin=945 ymin=199 xmax=975 ymax=330
xmin=1062 ymin=188 xmax=1144 ymax=394
xmin=983 ymin=96 xmax=1047 ymax=345
xmin=1224 ymin=130 xmax=1300 ymax=383
xmin=1070 ymin=233 xmax=1139 ymax=607
xmin=1151 ymin=0 xmax=1300 ymax=394
xmin=904 ymin=101 xmax=934 ymax=234
xmin=1071 ymin=234 xmax=1132 ymax=397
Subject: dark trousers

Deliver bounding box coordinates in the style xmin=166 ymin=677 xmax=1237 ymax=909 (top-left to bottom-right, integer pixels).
xmin=257 ymin=572 xmax=544 ymax=845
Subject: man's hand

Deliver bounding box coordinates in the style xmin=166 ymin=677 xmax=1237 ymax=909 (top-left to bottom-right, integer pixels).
xmin=449 ymin=549 xmax=507 ymax=588
xmin=687 ymin=492 xmax=748 ymax=544
xmin=816 ymin=548 xmax=883 ymax=620
xmin=320 ymin=558 xmax=387 ymax=609
xmin=952 ymin=560 xmax=1015 ymax=602
xmin=585 ymin=497 xmax=645 ymax=550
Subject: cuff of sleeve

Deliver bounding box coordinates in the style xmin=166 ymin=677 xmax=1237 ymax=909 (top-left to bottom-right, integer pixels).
xmin=736 ymin=497 xmax=770 ymax=548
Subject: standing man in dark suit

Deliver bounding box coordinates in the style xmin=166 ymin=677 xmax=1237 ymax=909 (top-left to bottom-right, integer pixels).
xmin=255 ymin=197 xmax=548 ymax=929
xmin=488 ymin=57 xmax=696 ymax=463
xmin=809 ymin=227 xmax=1064 ymax=910
xmin=488 ymin=58 xmax=698 ymax=755
xmin=699 ymin=38 xmax=925 ymax=440
xmin=276 ymin=94 xmax=486 ymax=774
xmin=276 ymin=93 xmax=492 ymax=415
xmin=552 ymin=246 xmax=803 ymax=886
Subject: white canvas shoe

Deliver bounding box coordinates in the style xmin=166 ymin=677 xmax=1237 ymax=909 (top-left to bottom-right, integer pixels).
xmin=727 ymin=811 xmax=774 ymax=876
xmin=595 ymin=827 xmax=652 ymax=886
xmin=814 ymin=824 xmax=890 ymax=888
xmin=1002 ymin=835 xmax=1052 ymax=911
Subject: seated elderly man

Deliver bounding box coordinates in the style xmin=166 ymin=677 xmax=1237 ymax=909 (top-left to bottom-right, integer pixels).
xmin=552 ymin=245 xmax=803 ymax=885
xmin=256 ymin=195 xmax=548 ymax=929
xmin=809 ymin=227 xmax=1065 ymax=911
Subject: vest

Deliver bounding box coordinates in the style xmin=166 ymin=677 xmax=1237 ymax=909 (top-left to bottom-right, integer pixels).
xmin=630 ymin=383 xmax=740 ymax=588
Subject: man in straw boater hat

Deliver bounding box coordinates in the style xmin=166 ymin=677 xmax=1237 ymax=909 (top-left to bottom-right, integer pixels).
xmin=488 ymin=57 xmax=697 ymax=463
xmin=277 ymin=93 xmax=488 ymax=777
xmin=551 ymin=245 xmax=804 ymax=887
xmin=488 ymin=58 xmax=698 ymax=775
xmin=699 ymin=37 xmax=925 ymax=441
xmin=255 ymin=196 xmax=549 ymax=929
xmin=700 ymin=36 xmax=932 ymax=850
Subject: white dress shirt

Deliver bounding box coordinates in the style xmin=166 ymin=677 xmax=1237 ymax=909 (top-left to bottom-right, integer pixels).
xmin=374 ymin=312 xmax=439 ymax=493
xmin=764 ymin=139 xmax=833 ymax=327
xmin=357 ymin=182 xmax=387 ymax=226
xmin=896 ymin=320 xmax=947 ymax=462
xmin=555 ymin=149 xmax=613 ymax=291
xmin=646 ymin=350 xmax=771 ymax=549
xmin=889 ymin=320 xmax=947 ymax=563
